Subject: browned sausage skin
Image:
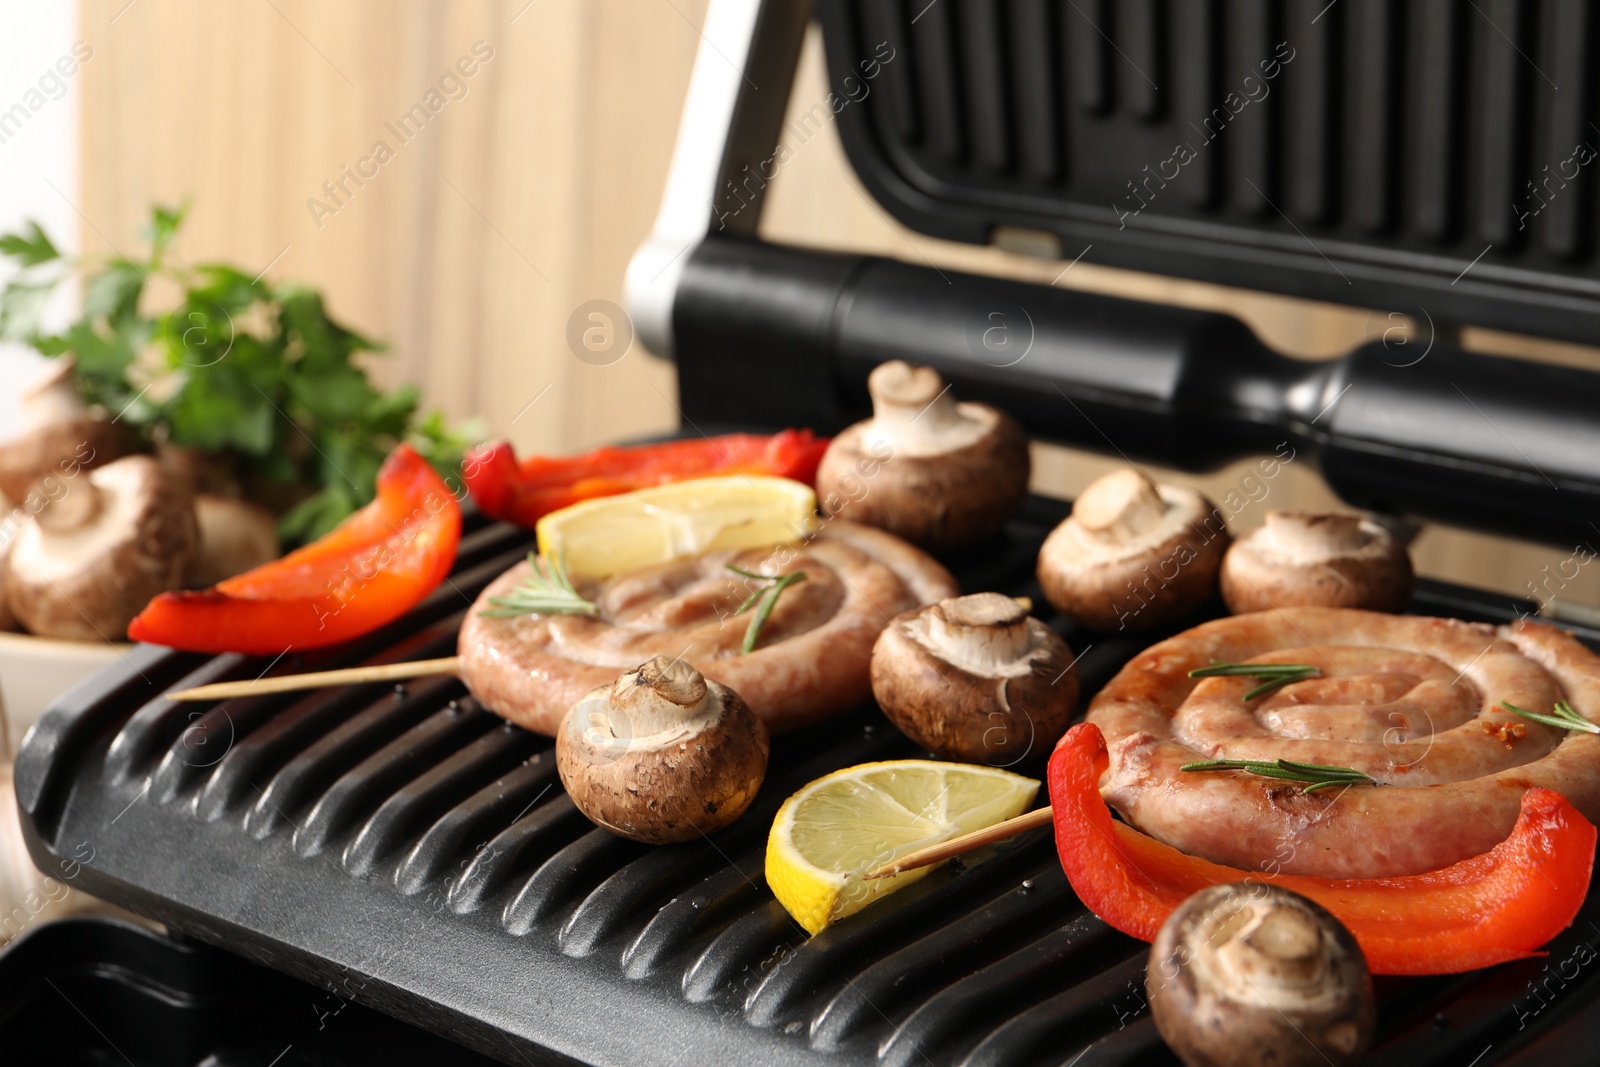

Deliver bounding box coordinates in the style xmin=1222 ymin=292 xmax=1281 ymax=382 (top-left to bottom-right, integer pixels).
xmin=1084 ymin=607 xmax=1600 ymax=878
xmin=459 ymin=520 xmax=958 ymax=736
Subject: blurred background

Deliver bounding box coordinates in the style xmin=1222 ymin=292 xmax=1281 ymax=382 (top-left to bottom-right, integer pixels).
xmin=3 ymin=0 xmax=1596 ymax=610
xmin=0 ymin=0 xmax=1593 ymax=1033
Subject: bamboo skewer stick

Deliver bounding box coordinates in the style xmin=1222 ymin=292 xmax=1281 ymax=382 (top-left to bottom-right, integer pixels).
xmin=162 ymin=597 xmax=1038 ymax=703
xmin=863 ymin=805 xmax=1054 ymax=880
xmin=167 ymin=657 xmax=463 ymax=701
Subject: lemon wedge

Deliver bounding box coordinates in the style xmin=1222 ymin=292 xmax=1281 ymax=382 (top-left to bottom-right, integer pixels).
xmin=766 ymin=760 xmax=1039 ymax=935
xmin=534 ymin=475 xmax=817 ymax=579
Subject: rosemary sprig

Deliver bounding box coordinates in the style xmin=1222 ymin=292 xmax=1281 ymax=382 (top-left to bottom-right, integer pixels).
xmin=1188 ymin=661 xmax=1324 ymax=701
xmin=1181 ymin=757 xmax=1376 ymax=794
xmin=726 ymin=564 xmax=808 ymax=654
xmin=1501 ymin=699 xmax=1600 ymax=735
xmin=479 ymin=552 xmax=599 ymax=618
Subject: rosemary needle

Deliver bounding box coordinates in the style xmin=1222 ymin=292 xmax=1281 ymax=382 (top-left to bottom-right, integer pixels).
xmin=726 ymin=564 xmax=807 ymax=654
xmin=1501 ymin=699 xmax=1599 ymax=735
xmin=479 ymin=551 xmax=599 ymax=618
xmin=1181 ymin=757 xmax=1376 ymax=794
xmin=1188 ymin=661 xmax=1324 ymax=701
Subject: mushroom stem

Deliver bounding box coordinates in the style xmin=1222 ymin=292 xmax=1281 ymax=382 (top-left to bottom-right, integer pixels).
xmin=867 ymin=361 xmax=962 ymax=433
xmin=926 ymin=592 xmax=1032 ymax=672
xmin=1073 ymin=468 xmax=1167 ymax=544
xmin=1261 ymin=511 xmax=1369 ymax=556
xmin=33 ymin=479 xmax=102 ymax=534
xmin=614 ymin=654 xmax=710 ymax=720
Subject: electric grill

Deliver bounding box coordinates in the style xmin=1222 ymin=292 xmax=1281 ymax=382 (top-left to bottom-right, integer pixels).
xmin=13 ymin=1 xmax=1600 ymax=1063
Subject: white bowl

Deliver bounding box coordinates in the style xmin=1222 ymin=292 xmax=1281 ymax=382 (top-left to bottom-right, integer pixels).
xmin=0 ymin=631 xmax=131 ymax=757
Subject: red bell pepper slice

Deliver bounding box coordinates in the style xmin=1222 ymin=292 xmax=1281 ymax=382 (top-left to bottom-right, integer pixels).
xmin=128 ymin=444 xmax=461 ymax=655
xmin=1049 ymin=722 xmax=1596 ymax=976
xmin=463 ymin=429 xmax=830 ymax=528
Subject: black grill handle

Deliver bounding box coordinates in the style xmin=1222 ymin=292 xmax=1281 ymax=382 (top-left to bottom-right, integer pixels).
xmin=670 ymin=236 xmax=1600 ymax=548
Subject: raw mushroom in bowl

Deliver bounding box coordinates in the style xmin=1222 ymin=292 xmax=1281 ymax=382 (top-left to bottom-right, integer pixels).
xmin=870 ymin=592 xmax=1078 ymax=764
xmin=815 ymin=361 xmax=1030 ymax=552
xmin=1220 ymin=510 xmax=1413 ymax=614
xmin=0 ymin=357 xmax=132 ymax=500
xmin=6 ymin=455 xmax=198 ymax=641
xmin=1037 ymin=468 xmax=1228 ymax=631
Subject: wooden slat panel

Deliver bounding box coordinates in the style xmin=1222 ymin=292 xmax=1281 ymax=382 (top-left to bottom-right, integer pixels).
xmin=76 ymin=0 xmax=696 ymax=457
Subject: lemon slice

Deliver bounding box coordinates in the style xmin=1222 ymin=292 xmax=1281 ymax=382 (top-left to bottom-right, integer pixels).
xmin=766 ymin=760 xmax=1039 ymax=934
xmin=535 ymin=475 xmax=817 ymax=579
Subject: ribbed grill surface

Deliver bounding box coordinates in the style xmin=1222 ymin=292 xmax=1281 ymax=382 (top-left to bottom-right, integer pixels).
xmin=16 ymin=504 xmax=1600 ymax=1066
xmin=821 ymin=0 xmax=1600 ymax=342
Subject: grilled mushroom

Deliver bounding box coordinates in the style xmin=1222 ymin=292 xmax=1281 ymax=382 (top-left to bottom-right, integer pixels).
xmin=1037 ymin=469 xmax=1228 ymax=631
xmin=1148 ymin=883 xmax=1375 ymax=1067
xmin=1220 ymin=511 xmax=1413 ymax=614
xmin=815 ymin=361 xmax=1030 ymax=552
xmin=7 ymin=456 xmax=198 ymax=640
xmin=556 ymin=656 xmax=769 ymax=844
xmin=871 ymin=592 xmax=1078 ymax=764
xmin=0 ymin=358 xmax=131 ymax=500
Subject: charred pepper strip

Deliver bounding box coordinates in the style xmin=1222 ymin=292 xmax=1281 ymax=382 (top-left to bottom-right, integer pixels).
xmin=462 ymin=429 xmax=830 ymax=528
xmin=1049 ymin=722 xmax=1596 ymax=976
xmin=129 ymin=444 xmax=460 ymax=654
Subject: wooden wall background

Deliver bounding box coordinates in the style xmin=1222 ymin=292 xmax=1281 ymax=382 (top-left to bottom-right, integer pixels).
xmin=76 ymin=0 xmax=1600 ymax=609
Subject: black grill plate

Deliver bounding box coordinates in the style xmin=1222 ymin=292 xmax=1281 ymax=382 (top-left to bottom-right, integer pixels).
xmin=15 ymin=505 xmax=1600 ymax=1066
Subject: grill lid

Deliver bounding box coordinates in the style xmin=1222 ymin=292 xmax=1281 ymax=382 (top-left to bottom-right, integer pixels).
xmin=817 ymin=0 xmax=1600 ymax=346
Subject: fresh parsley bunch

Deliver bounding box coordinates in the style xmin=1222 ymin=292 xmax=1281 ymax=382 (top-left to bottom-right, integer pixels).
xmin=0 ymin=203 xmax=478 ymax=543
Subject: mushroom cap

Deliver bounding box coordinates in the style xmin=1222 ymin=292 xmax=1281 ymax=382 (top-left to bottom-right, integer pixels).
xmin=0 ymin=358 xmax=133 ymax=500
xmin=816 ymin=361 xmax=1030 ymax=552
xmin=190 ymin=493 xmax=280 ymax=586
xmin=1148 ymin=883 xmax=1375 ymax=1067
xmin=7 ymin=455 xmax=198 ymax=641
xmin=1221 ymin=511 xmax=1414 ymax=614
xmin=556 ymin=656 xmax=770 ymax=844
xmin=1037 ymin=469 xmax=1229 ymax=632
xmin=871 ymin=592 xmax=1079 ymax=764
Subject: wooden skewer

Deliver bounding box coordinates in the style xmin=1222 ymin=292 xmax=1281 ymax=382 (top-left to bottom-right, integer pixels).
xmin=167 ymin=657 xmax=463 ymax=701
xmin=163 ymin=596 xmax=1037 ymax=703
xmin=863 ymin=805 xmax=1054 ymax=880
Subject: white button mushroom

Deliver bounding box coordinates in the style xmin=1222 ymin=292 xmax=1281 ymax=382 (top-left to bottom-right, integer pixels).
xmin=1220 ymin=511 xmax=1414 ymax=614
xmin=815 ymin=361 xmax=1030 ymax=552
xmin=870 ymin=592 xmax=1079 ymax=764
xmin=555 ymin=656 xmax=770 ymax=844
xmin=1036 ymin=468 xmax=1229 ymax=631
xmin=7 ymin=456 xmax=198 ymax=641
xmin=1147 ymin=883 xmax=1376 ymax=1067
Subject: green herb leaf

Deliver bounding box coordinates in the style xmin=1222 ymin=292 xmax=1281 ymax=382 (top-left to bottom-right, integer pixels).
xmin=1 ymin=208 xmax=479 ymax=547
xmin=1180 ymin=757 xmax=1376 ymax=794
xmin=1500 ymin=700 xmax=1599 ymax=735
xmin=481 ymin=553 xmax=599 ymax=618
xmin=82 ymin=260 xmax=146 ymax=324
xmin=0 ymin=220 xmax=61 ymax=266
xmin=1189 ymin=661 xmax=1324 ymax=702
xmin=145 ymin=201 xmax=189 ymax=268
xmin=725 ymin=564 xmax=807 ymax=653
